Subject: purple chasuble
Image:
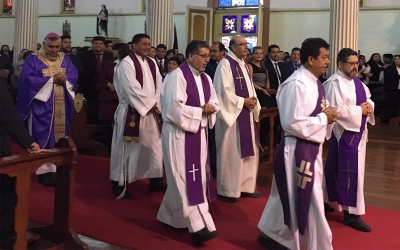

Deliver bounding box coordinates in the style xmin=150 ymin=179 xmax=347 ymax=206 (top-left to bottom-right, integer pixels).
xmin=179 ymin=62 xmax=216 ymax=205
xmin=123 ymin=53 xmax=161 ymax=140
xmin=17 ymin=54 xmax=78 ymax=149
xmin=225 ymin=55 xmax=255 ymax=158
xmin=325 ymin=77 xmax=367 ymax=207
xmin=273 ymin=79 xmax=325 ymax=235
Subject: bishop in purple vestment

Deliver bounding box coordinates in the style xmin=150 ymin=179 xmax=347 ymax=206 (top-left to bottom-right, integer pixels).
xmin=17 ymin=32 xmax=77 ymax=186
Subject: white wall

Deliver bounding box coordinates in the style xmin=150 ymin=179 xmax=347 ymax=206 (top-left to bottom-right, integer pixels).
xmin=269 ymin=11 xmax=330 ymax=51
xmin=365 ymin=0 xmax=400 ymax=7
xmin=271 ymin=0 xmax=329 ymax=9
xmin=269 ymin=10 xmax=400 ymax=58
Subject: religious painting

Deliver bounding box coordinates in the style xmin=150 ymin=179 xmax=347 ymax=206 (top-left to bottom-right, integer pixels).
xmin=63 ymin=0 xmax=75 ymax=11
xmin=241 ymin=15 xmax=257 ymax=33
xmin=222 ymin=15 xmax=237 ymax=34
xmin=2 ymin=0 xmax=12 ymax=14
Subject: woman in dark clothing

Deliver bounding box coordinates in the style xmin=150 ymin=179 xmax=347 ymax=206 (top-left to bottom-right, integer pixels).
xmin=382 ymin=55 xmax=400 ymax=122
xmin=366 ymin=53 xmax=384 ymax=86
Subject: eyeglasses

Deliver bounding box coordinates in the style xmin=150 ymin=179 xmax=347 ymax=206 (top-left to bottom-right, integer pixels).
xmin=343 ymin=61 xmax=359 ymax=66
xmin=235 ymin=42 xmax=249 ymax=46
xmin=168 ymin=61 xmax=178 ymax=65
xmin=193 ymin=53 xmax=210 ymax=59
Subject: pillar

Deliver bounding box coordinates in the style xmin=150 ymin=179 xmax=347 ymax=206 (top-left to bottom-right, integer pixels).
xmin=146 ymin=0 xmax=174 ymax=48
xmin=328 ymin=0 xmax=359 ymax=75
xmin=13 ymin=0 xmax=39 ymax=63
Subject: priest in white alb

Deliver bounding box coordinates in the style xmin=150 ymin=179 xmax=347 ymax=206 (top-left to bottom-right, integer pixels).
xmin=157 ymin=40 xmax=220 ymax=247
xmin=213 ymin=35 xmax=261 ymax=203
xmin=257 ymin=38 xmax=336 ymax=250
xmin=110 ymin=34 xmax=165 ymax=199
xmin=323 ymin=48 xmax=374 ymax=233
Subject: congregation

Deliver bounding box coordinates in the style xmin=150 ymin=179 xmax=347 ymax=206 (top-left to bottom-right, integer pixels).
xmin=0 ymin=29 xmax=399 ymax=249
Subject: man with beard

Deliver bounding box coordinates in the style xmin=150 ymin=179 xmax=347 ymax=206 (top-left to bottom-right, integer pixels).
xmin=60 ymin=35 xmax=82 ymax=81
xmin=323 ymin=48 xmax=374 ymax=232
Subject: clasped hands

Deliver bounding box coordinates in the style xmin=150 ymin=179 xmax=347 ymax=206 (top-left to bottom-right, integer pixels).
xmin=360 ymin=102 xmax=373 ymax=116
xmin=53 ymin=72 xmax=67 ymax=85
xmin=202 ymin=103 xmax=217 ymax=115
xmin=323 ymin=107 xmax=337 ymax=124
xmin=244 ymin=96 xmax=257 ymax=111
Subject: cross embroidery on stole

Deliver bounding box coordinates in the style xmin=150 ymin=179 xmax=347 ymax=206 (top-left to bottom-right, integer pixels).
xmin=297 ymin=160 xmax=313 ymax=189
xmin=235 ymin=66 xmax=244 ymax=90
xmin=189 ymin=164 xmax=199 ymax=181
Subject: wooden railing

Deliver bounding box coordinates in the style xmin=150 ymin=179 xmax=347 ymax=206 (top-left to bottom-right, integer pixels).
xmin=0 ymin=137 xmax=87 ymax=249
xmin=257 ymin=107 xmax=279 ymax=168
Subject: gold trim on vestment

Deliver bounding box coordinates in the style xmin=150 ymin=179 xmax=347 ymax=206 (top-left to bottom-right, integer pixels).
xmin=34 ymin=50 xmax=67 ymax=142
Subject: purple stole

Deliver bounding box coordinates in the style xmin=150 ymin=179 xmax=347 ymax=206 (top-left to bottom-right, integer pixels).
xmin=325 ymin=77 xmax=367 ymax=207
xmin=273 ymin=79 xmax=325 ymax=235
xmin=123 ymin=53 xmax=162 ymax=141
xmin=179 ymin=62 xmax=216 ymax=205
xmin=225 ymin=55 xmax=255 ymax=158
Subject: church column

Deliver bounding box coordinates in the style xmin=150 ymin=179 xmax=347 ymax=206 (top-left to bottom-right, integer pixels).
xmin=13 ymin=0 xmax=39 ymax=63
xmin=146 ymin=0 xmax=174 ymax=48
xmin=328 ymin=0 xmax=359 ymax=75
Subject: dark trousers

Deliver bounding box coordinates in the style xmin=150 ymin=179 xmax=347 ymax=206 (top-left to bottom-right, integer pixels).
xmin=382 ymin=90 xmax=400 ymax=122
xmin=0 ymin=174 xmax=17 ymax=248
xmin=208 ymin=126 xmax=217 ymax=176
xmin=260 ymin=116 xmax=281 ymax=147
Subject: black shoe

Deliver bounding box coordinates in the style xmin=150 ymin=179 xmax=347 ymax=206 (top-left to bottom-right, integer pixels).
xmin=257 ymin=232 xmax=288 ymax=250
xmin=111 ymin=181 xmax=132 ymax=199
xmin=191 ymin=227 xmax=218 ymax=246
xmin=324 ymin=202 xmax=335 ymax=213
xmin=149 ymin=177 xmax=167 ymax=192
xmin=241 ymin=190 xmax=261 ymax=198
xmin=38 ymin=173 xmax=56 ymax=187
xmin=217 ymin=194 xmax=239 ymax=203
xmin=343 ymin=211 xmax=371 ymax=232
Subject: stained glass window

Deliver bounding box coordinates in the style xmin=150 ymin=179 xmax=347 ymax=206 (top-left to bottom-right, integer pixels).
xmin=241 ymin=15 xmax=257 ymax=33
xmin=2 ymin=0 xmax=12 ymax=14
xmin=222 ymin=15 xmax=237 ymax=34
xmin=218 ymin=0 xmax=259 ymax=7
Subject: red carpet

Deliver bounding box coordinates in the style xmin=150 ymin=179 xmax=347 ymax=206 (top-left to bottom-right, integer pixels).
xmin=12 ymin=145 xmax=399 ymax=249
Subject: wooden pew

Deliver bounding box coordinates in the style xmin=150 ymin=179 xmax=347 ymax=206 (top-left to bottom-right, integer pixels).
xmin=0 ymin=137 xmax=88 ymax=249
xmin=257 ymin=107 xmax=279 ymax=168
xmin=70 ymin=94 xmax=110 ymax=157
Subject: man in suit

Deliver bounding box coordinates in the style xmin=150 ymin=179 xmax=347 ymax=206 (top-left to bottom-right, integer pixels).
xmin=155 ymin=44 xmax=168 ymax=75
xmin=0 ymin=81 xmax=42 ymax=249
xmin=60 ymin=35 xmax=82 ymax=81
xmin=78 ymin=36 xmax=114 ymax=123
xmin=263 ymin=44 xmax=287 ymax=145
xmin=284 ymin=47 xmax=301 ymax=77
xmin=204 ymin=41 xmax=226 ymax=177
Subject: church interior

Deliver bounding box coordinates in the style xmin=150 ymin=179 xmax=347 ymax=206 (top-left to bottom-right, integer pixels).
xmin=0 ymin=0 xmax=399 ymax=249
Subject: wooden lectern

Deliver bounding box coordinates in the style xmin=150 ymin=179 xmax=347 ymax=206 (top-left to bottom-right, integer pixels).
xmin=0 ymin=137 xmax=88 ymax=249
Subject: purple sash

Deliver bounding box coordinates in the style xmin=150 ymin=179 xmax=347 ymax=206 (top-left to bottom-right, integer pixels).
xmin=325 ymin=77 xmax=367 ymax=207
xmin=180 ymin=62 xmax=216 ymax=205
xmin=225 ymin=55 xmax=255 ymax=158
xmin=273 ymin=79 xmax=325 ymax=235
xmin=123 ymin=53 xmax=161 ymax=140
